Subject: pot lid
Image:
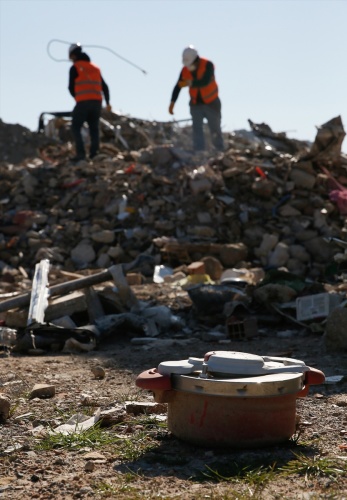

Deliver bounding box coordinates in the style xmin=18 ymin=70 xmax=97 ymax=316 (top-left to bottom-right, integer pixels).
xmin=205 ymin=351 xmax=308 ymax=376
xmin=157 ymin=351 xmax=309 ymax=378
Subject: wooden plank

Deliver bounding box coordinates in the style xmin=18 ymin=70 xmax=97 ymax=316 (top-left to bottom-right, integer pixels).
xmin=44 ymin=291 xmax=87 ymax=322
xmin=0 ymin=265 xmax=119 ymax=313
xmin=83 ymin=287 xmax=105 ymax=323
xmin=108 ymin=264 xmax=139 ymax=309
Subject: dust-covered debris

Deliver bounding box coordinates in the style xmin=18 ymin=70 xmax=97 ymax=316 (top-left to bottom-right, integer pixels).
xmin=1 ymin=110 xmax=347 ymax=500
xmin=1 ymin=112 xmax=347 ymax=355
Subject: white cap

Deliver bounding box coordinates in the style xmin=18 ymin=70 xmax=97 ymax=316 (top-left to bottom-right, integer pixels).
xmin=182 ymin=45 xmax=198 ymax=67
xmin=69 ymin=43 xmax=82 ymax=57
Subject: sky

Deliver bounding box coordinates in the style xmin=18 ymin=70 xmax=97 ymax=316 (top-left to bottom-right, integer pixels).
xmin=1 ymin=0 xmax=347 ymax=150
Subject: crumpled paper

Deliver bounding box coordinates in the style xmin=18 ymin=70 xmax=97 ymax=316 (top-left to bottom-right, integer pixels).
xmin=50 ymin=408 xmax=101 ymax=435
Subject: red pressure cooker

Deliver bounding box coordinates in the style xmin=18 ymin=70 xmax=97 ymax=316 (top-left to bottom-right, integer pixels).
xmin=136 ymin=350 xmax=325 ymax=448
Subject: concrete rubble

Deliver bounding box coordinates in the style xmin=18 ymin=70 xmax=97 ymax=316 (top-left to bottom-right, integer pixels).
xmin=1 ymin=112 xmax=347 ymax=353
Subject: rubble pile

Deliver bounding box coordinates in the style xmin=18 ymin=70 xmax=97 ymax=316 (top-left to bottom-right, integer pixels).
xmin=1 ymin=111 xmax=347 ymax=352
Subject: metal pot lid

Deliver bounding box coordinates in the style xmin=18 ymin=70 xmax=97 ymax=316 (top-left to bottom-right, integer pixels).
xmin=158 ymin=357 xmax=204 ymax=375
xmin=206 ymin=351 xmax=308 ymax=376
xmin=171 ymin=371 xmax=305 ymax=397
xmin=157 ymin=351 xmax=309 ymax=377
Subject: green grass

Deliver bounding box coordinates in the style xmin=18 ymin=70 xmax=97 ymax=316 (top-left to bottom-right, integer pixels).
xmin=203 ymin=462 xmax=277 ymax=486
xmin=36 ymin=420 xmax=121 ymax=451
xmin=279 ymin=453 xmax=346 ymax=479
xmin=35 ymin=417 xmax=160 ymax=461
xmin=93 ymin=471 xmax=141 ymax=497
xmin=115 ymin=430 xmax=158 ymax=461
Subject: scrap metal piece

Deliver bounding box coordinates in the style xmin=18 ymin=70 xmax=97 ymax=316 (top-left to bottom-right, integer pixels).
xmin=27 ymin=259 xmax=50 ymax=326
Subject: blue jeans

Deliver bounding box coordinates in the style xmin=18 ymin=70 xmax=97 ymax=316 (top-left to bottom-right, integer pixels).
xmin=190 ymin=98 xmax=224 ymax=151
xmin=72 ymin=100 xmax=102 ymax=158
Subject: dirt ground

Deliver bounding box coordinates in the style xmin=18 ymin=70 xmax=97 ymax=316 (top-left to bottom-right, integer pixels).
xmin=1 ymin=311 xmax=347 ymax=500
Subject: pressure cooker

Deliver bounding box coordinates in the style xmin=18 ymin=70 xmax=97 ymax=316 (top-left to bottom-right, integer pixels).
xmin=136 ymin=350 xmax=325 ymax=448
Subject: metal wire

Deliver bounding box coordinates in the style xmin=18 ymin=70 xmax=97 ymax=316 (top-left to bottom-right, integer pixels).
xmin=46 ymin=39 xmax=147 ymax=75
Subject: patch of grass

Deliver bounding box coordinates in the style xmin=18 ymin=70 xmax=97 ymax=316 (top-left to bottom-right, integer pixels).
xmin=280 ymin=453 xmax=346 ymax=479
xmin=115 ymin=431 xmax=158 ymax=461
xmin=36 ymin=412 xmax=163 ymax=460
xmin=115 ymin=391 xmax=144 ymax=403
xmin=36 ymin=421 xmax=121 ymax=451
xmin=93 ymin=469 xmax=146 ymax=498
xmin=203 ymin=462 xmax=277 ymax=487
xmin=132 ymin=414 xmax=168 ymax=438
xmin=93 ymin=478 xmax=138 ymax=497
xmin=8 ymin=400 xmax=21 ymax=418
xmin=288 ymin=429 xmax=322 ymax=450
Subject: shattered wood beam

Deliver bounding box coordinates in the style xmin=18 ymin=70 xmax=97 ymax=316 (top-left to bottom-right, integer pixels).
xmin=108 ymin=264 xmax=139 ymax=309
xmin=0 ymin=265 xmax=122 ymax=314
xmin=83 ymin=287 xmax=105 ymax=323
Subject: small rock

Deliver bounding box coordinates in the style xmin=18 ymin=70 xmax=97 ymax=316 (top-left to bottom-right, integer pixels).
xmin=91 ymin=365 xmax=106 ymax=379
xmin=0 ymin=394 xmax=11 ymax=421
xmin=29 ymin=384 xmax=55 ymax=399
xmin=84 ymin=461 xmax=95 ymax=472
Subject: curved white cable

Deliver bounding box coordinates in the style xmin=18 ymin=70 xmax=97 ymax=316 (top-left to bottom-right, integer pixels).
xmin=46 ymin=39 xmax=147 ymax=74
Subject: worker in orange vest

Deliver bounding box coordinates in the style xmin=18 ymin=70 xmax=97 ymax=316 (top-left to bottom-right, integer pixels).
xmin=169 ymin=45 xmax=224 ymax=152
xmin=68 ymin=43 xmax=111 ymax=162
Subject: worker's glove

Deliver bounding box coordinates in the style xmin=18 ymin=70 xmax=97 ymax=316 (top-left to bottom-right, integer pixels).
xmin=178 ymin=80 xmax=189 ymax=88
xmin=105 ymin=104 xmax=112 ymax=112
xmin=169 ymin=102 xmax=175 ymax=115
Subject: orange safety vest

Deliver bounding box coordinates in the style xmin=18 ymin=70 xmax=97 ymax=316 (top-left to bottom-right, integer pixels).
xmin=73 ymin=61 xmax=102 ymax=102
xmin=182 ymin=58 xmax=218 ymax=105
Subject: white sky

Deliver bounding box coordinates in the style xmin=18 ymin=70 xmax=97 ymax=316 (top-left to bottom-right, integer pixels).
xmin=0 ymin=0 xmax=346 ymax=150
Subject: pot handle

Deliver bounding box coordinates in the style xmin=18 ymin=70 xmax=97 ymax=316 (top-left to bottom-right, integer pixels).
xmin=135 ymin=368 xmax=172 ymax=391
xmin=304 ymin=366 xmax=325 ymax=386
xmin=297 ymin=367 xmax=325 ymax=397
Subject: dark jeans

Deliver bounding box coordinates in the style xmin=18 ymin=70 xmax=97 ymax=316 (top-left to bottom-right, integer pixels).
xmin=72 ymin=100 xmax=102 ymax=158
xmin=190 ymin=97 xmax=224 ymax=151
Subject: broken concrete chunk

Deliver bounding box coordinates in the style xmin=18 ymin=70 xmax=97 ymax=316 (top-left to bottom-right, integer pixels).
xmin=0 ymin=394 xmax=11 ymax=421
xmin=30 ymin=384 xmax=55 ymax=399
xmin=251 ymin=178 xmax=276 ymax=198
xmin=325 ymin=307 xmax=347 ymax=352
xmin=290 ymin=169 xmax=316 ymax=189
xmin=91 ymin=230 xmax=115 ymax=244
xmin=125 ymin=401 xmax=167 ymax=415
xmin=219 ymin=243 xmax=248 ymax=267
xmin=200 ymin=256 xmax=223 ymax=280
xmin=268 ymin=242 xmax=290 ymax=268
xmin=71 ymin=241 xmax=96 ymax=266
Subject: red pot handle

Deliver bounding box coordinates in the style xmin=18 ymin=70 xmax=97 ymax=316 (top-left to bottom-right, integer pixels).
xmin=304 ymin=367 xmax=325 ymax=386
xmin=136 ymin=368 xmax=172 ymax=391
xmin=298 ymin=367 xmax=325 ymax=397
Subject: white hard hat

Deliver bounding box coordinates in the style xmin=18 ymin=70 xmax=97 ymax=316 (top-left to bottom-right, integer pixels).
xmin=69 ymin=42 xmax=82 ymax=57
xmin=182 ymin=45 xmax=198 ymax=67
